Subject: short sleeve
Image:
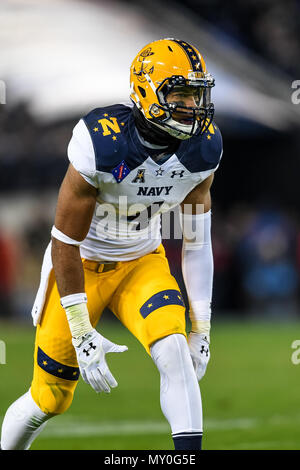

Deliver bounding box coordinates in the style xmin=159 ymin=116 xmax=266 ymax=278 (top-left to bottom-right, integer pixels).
xmin=67 ymin=119 xmax=98 ymax=188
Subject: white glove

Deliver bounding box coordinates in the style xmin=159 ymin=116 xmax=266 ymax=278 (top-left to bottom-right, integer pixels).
xmin=73 ymin=329 xmax=128 ymax=393
xmin=188 ymin=332 xmax=210 ymax=381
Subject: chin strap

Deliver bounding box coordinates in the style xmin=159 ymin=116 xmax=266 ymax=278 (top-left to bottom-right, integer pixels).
xmin=132 ymin=105 xmax=180 ymax=149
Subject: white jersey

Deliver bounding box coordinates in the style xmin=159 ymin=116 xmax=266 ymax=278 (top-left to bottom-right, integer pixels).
xmin=67 ymin=103 xmax=223 ymax=262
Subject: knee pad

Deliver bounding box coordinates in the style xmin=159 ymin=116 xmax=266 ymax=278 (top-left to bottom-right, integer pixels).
xmin=34 ymin=381 xmax=76 ymax=415
xmin=31 ymin=367 xmax=77 ymax=415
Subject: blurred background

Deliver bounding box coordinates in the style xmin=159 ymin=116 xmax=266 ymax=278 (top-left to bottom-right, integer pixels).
xmin=1 ymin=0 xmax=300 ymax=321
xmin=1 ymin=0 xmax=300 ymax=451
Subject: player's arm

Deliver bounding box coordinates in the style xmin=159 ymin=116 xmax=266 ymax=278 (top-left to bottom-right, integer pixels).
xmin=180 ymin=174 xmax=214 ymax=381
xmin=180 ymin=173 xmax=213 ymax=214
xmin=51 ymin=163 xmax=127 ymax=394
xmin=52 ymin=163 xmax=97 ymax=297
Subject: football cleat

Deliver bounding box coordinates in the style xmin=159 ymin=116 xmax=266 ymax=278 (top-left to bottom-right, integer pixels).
xmin=130 ymin=38 xmax=215 ymax=140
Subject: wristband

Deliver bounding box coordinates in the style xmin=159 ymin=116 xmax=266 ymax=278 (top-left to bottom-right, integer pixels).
xmin=60 ymin=292 xmax=87 ymax=308
xmin=189 ymin=299 xmax=211 ymax=338
xmin=60 ymin=293 xmax=92 ymax=340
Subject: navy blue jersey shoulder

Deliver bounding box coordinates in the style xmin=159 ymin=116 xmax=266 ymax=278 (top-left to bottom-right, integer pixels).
xmin=83 ymin=105 xmax=223 ymax=173
xmin=83 ymin=104 xmax=148 ymax=172
xmin=176 ymin=122 xmax=223 ymax=173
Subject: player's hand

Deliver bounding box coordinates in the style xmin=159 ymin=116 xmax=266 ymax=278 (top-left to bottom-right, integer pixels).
xmin=73 ymin=329 xmax=128 ymax=393
xmin=188 ymin=332 xmax=210 ymax=381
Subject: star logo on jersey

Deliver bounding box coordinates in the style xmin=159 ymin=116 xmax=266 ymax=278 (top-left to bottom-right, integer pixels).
xmin=112 ymin=160 xmax=131 ymax=183
xmin=155 ymin=168 xmax=164 ymax=176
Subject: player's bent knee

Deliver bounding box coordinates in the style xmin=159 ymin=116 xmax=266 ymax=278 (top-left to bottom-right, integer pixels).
xmin=31 ymin=346 xmax=79 ymax=415
xmin=32 ymin=381 xmax=76 ymax=415
xmin=151 ymin=333 xmax=193 ymax=380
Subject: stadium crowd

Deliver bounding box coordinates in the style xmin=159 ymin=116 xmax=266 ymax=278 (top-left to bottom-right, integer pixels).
xmin=174 ymin=0 xmax=300 ymax=77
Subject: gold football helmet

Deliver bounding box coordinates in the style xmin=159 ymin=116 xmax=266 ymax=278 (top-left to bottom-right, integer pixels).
xmin=130 ymin=38 xmax=215 ymax=140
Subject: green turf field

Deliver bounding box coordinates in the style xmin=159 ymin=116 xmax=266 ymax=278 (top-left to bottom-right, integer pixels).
xmin=0 ymin=317 xmax=300 ymax=450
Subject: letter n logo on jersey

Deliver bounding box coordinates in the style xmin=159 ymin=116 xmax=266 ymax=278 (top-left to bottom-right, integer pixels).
xmin=98 ymin=117 xmax=121 ymax=136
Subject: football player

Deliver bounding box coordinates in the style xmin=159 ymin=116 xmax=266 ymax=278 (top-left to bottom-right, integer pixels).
xmin=1 ymin=38 xmax=222 ymax=450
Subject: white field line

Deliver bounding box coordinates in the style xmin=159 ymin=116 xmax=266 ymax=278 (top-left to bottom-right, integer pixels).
xmin=39 ymin=412 xmax=300 ymax=439
xmin=205 ymin=417 xmax=258 ymax=430
xmin=41 ymin=420 xmax=170 ymax=438
xmin=1 ymin=412 xmax=299 ymax=440
xmin=225 ymin=440 xmax=299 ymax=450
xmin=40 ymin=416 xmax=259 ymax=439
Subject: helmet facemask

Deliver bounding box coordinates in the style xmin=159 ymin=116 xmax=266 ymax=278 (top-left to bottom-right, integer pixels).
xmin=148 ymin=74 xmax=215 ymax=140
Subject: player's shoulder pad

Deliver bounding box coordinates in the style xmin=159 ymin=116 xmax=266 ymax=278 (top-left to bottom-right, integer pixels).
xmin=178 ymin=121 xmax=223 ymax=173
xmin=83 ymin=104 xmax=133 ymax=172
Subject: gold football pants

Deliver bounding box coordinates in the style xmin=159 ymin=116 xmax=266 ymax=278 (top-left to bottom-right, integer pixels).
xmin=30 ymin=244 xmax=186 ymax=414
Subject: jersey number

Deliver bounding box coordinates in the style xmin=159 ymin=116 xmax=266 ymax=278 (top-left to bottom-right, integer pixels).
xmin=126 ymin=201 xmax=164 ymax=230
